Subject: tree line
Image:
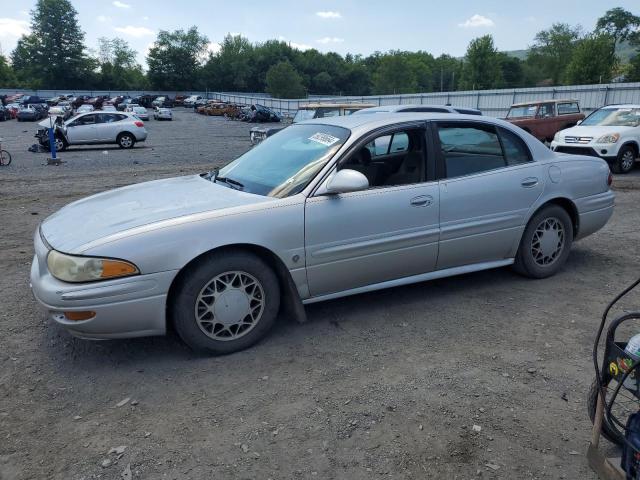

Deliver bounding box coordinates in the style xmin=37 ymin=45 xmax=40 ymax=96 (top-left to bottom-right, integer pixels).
xmin=1 ymin=0 xmax=640 ymax=98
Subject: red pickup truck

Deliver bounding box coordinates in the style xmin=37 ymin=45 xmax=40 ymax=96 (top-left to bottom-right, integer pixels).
xmin=505 ymin=99 xmax=584 ymax=143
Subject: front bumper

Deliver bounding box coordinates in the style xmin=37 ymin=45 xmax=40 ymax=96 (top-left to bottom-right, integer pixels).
xmin=30 ymin=231 xmax=176 ymax=339
xmin=550 ymin=141 xmax=620 ymax=161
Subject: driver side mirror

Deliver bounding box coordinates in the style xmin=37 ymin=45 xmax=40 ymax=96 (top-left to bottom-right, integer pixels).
xmin=324 ymin=169 xmax=369 ymax=194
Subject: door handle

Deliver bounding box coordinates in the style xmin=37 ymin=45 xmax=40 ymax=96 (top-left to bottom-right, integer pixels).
xmin=410 ymin=195 xmax=433 ymax=207
xmin=521 ymin=177 xmax=539 ymax=188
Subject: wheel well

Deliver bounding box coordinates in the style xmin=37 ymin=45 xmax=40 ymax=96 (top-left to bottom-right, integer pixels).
xmin=621 ymin=141 xmax=639 ymax=156
xmin=165 ymin=244 xmax=305 ymax=331
xmin=536 ymin=198 xmax=579 ymax=237
xmin=117 ymin=131 xmax=134 ymax=139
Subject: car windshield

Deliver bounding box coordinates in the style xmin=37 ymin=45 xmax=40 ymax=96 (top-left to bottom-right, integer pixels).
xmin=582 ymin=108 xmax=640 ymax=127
xmin=293 ymin=109 xmax=317 ymax=123
xmin=506 ymin=105 xmax=538 ymax=118
xmin=218 ymin=124 xmax=350 ymax=198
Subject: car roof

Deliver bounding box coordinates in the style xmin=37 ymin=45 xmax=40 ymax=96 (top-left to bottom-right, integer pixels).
xmin=299 ymin=111 xmax=498 ymax=129
xmin=511 ymin=99 xmax=579 ymax=107
xmin=599 ymin=104 xmax=640 ymax=109
xmin=299 ymin=103 xmax=377 ymax=109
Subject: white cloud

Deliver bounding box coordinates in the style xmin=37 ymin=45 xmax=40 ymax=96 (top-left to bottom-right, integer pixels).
xmin=317 ymin=37 xmax=344 ymax=44
xmin=97 ymin=15 xmax=111 ymax=23
xmin=458 ymin=14 xmax=495 ymax=28
xmin=114 ymin=25 xmax=154 ymax=37
xmin=316 ymin=11 xmax=341 ymax=19
xmin=19 ymin=10 xmax=28 ymax=16
xmin=142 ymin=16 xmax=149 ymax=21
xmin=207 ymin=42 xmax=221 ymax=55
xmin=113 ymin=1 xmax=131 ymax=9
xmin=0 ymin=17 xmax=29 ymax=39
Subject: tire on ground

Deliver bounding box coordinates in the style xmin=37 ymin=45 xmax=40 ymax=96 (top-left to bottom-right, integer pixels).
xmin=513 ymin=204 xmax=573 ymax=278
xmin=170 ymin=250 xmax=281 ymax=355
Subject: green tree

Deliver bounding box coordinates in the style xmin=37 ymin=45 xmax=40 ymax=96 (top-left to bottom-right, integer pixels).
xmin=627 ymin=54 xmax=640 ymax=81
xmin=565 ymin=34 xmax=617 ymax=84
xmin=527 ymin=23 xmax=582 ymax=85
xmin=433 ymin=54 xmax=463 ymax=91
xmin=147 ymin=27 xmax=208 ymax=90
xmin=202 ymin=35 xmax=255 ymax=91
xmin=10 ymin=0 xmax=95 ymax=88
xmin=498 ymin=53 xmax=524 ymax=88
xmin=97 ymin=38 xmax=146 ymax=90
xmin=265 ymin=61 xmax=306 ymax=98
xmin=0 ymin=54 xmax=16 ymax=88
xmin=460 ymin=35 xmax=503 ymax=90
xmin=312 ymin=71 xmax=334 ymax=94
xmin=596 ymin=7 xmax=640 ymax=64
xmin=372 ymin=54 xmax=417 ymax=94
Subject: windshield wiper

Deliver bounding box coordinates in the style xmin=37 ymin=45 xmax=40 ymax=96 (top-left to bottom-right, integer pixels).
xmin=215 ymin=176 xmax=245 ymax=190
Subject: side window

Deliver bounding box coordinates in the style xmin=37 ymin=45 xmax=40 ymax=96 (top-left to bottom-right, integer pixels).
xmin=342 ymin=129 xmax=427 ymax=188
xmin=315 ymin=108 xmax=341 ymax=118
xmin=537 ymin=103 xmax=555 ymax=118
xmin=437 ymin=123 xmax=506 ymax=179
xmin=498 ymin=127 xmax=532 ymax=165
xmin=557 ymin=103 xmax=580 ymax=115
xmin=78 ymin=114 xmax=97 ymax=125
xmin=389 ymin=132 xmax=409 ymax=153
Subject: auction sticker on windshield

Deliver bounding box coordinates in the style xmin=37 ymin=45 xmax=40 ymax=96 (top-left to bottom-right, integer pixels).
xmin=309 ymin=132 xmax=340 ymax=146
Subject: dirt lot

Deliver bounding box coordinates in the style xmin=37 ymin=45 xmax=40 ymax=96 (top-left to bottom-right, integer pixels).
xmin=1 ymin=109 xmax=640 ymax=480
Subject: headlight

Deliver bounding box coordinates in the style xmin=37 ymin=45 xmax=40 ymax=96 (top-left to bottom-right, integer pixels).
xmin=596 ymin=133 xmax=620 ymax=144
xmin=47 ymin=250 xmax=139 ymax=283
xmin=553 ymin=132 xmax=560 ymax=142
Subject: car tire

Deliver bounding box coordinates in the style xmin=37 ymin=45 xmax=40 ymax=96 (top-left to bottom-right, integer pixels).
xmin=54 ymin=136 xmax=67 ymax=152
xmin=513 ymin=204 xmax=573 ymax=279
xmin=117 ymin=132 xmax=135 ymax=149
xmin=171 ymin=250 xmax=281 ymax=355
xmin=587 ymin=377 xmax=623 ymax=445
xmin=611 ymin=145 xmax=636 ymax=174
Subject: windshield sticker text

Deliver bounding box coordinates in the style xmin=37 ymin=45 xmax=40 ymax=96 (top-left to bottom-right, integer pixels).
xmin=309 ymin=132 xmax=339 ymax=146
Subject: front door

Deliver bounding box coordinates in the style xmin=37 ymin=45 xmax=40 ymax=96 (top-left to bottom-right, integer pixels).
xmin=304 ymin=125 xmax=440 ymax=297
xmin=66 ymin=113 xmax=99 ymax=143
xmin=433 ymin=121 xmax=544 ymax=270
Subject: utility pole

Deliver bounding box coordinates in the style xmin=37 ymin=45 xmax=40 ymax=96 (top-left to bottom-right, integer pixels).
xmin=440 ymin=67 xmax=444 ymax=92
xmin=452 ymin=71 xmax=455 ymax=91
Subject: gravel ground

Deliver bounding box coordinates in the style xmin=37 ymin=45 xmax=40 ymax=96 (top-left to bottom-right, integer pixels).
xmin=1 ymin=109 xmax=640 ymax=480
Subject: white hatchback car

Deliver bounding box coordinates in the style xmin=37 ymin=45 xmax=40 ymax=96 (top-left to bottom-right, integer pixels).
xmin=153 ymin=107 xmax=173 ymax=121
xmin=37 ymin=111 xmax=148 ymax=151
xmin=551 ymin=104 xmax=640 ymax=173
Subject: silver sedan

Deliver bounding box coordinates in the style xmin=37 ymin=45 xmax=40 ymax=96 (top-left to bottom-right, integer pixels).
xmin=31 ymin=113 xmax=614 ymax=354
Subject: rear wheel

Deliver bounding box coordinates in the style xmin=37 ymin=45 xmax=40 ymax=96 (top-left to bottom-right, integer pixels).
xmin=611 ymin=145 xmax=636 ymax=174
xmin=171 ymin=250 xmax=280 ymax=355
xmin=0 ymin=150 xmax=11 ymax=166
xmin=117 ymin=132 xmax=135 ymax=149
xmin=513 ymin=205 xmax=573 ymax=278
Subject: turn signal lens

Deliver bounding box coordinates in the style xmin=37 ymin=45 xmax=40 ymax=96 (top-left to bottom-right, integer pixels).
xmin=64 ymin=311 xmax=96 ymax=321
xmin=608 ymin=171 xmax=613 ymax=187
xmin=47 ymin=250 xmax=139 ymax=283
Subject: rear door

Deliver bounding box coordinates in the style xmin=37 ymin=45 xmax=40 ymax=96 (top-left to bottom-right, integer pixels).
xmin=433 ymin=121 xmax=544 ymax=270
xmin=94 ymin=113 xmax=125 ymax=141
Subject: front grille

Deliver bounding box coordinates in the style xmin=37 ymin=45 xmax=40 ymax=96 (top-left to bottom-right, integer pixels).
xmin=564 ymin=136 xmax=593 ymax=144
xmin=554 ymin=146 xmax=599 ymax=157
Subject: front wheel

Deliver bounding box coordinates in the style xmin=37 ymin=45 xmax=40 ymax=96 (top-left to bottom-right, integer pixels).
xmin=117 ymin=133 xmax=135 ymax=149
xmin=611 ymin=146 xmax=636 ymax=174
xmin=54 ymin=136 xmax=67 ymax=152
xmin=0 ymin=149 xmax=11 ymax=166
xmin=171 ymin=251 xmax=281 ymax=355
xmin=513 ymin=205 xmax=573 ymax=278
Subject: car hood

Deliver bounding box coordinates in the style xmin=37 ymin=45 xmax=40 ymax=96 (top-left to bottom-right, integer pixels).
xmin=41 ymin=175 xmax=273 ymax=252
xmin=557 ymin=125 xmax=636 ymax=139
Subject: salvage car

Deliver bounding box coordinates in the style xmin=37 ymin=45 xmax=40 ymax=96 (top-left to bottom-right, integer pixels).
xmin=31 ymin=113 xmax=614 ymax=354
xmin=153 ymin=107 xmax=173 ymax=121
xmin=36 ymin=111 xmax=147 ymax=151
xmin=17 ymin=104 xmax=47 ymax=121
xmin=48 ymin=105 xmax=73 ymax=120
xmin=505 ymin=99 xmax=584 ymax=143
xmin=131 ymin=106 xmax=149 ymax=121
xmin=77 ymin=104 xmax=94 ymax=113
xmin=551 ymin=104 xmax=640 ymax=174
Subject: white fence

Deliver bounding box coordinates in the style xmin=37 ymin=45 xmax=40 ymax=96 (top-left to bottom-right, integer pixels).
xmin=2 ymin=82 xmax=639 ymax=118
xmin=212 ymin=82 xmax=640 ymax=118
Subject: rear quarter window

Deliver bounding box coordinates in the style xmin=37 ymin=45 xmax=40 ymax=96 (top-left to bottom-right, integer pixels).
xmin=557 ymin=103 xmax=580 ymax=115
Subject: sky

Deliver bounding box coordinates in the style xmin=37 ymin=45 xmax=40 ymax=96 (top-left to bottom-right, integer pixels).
xmin=0 ymin=0 xmax=637 ymax=65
